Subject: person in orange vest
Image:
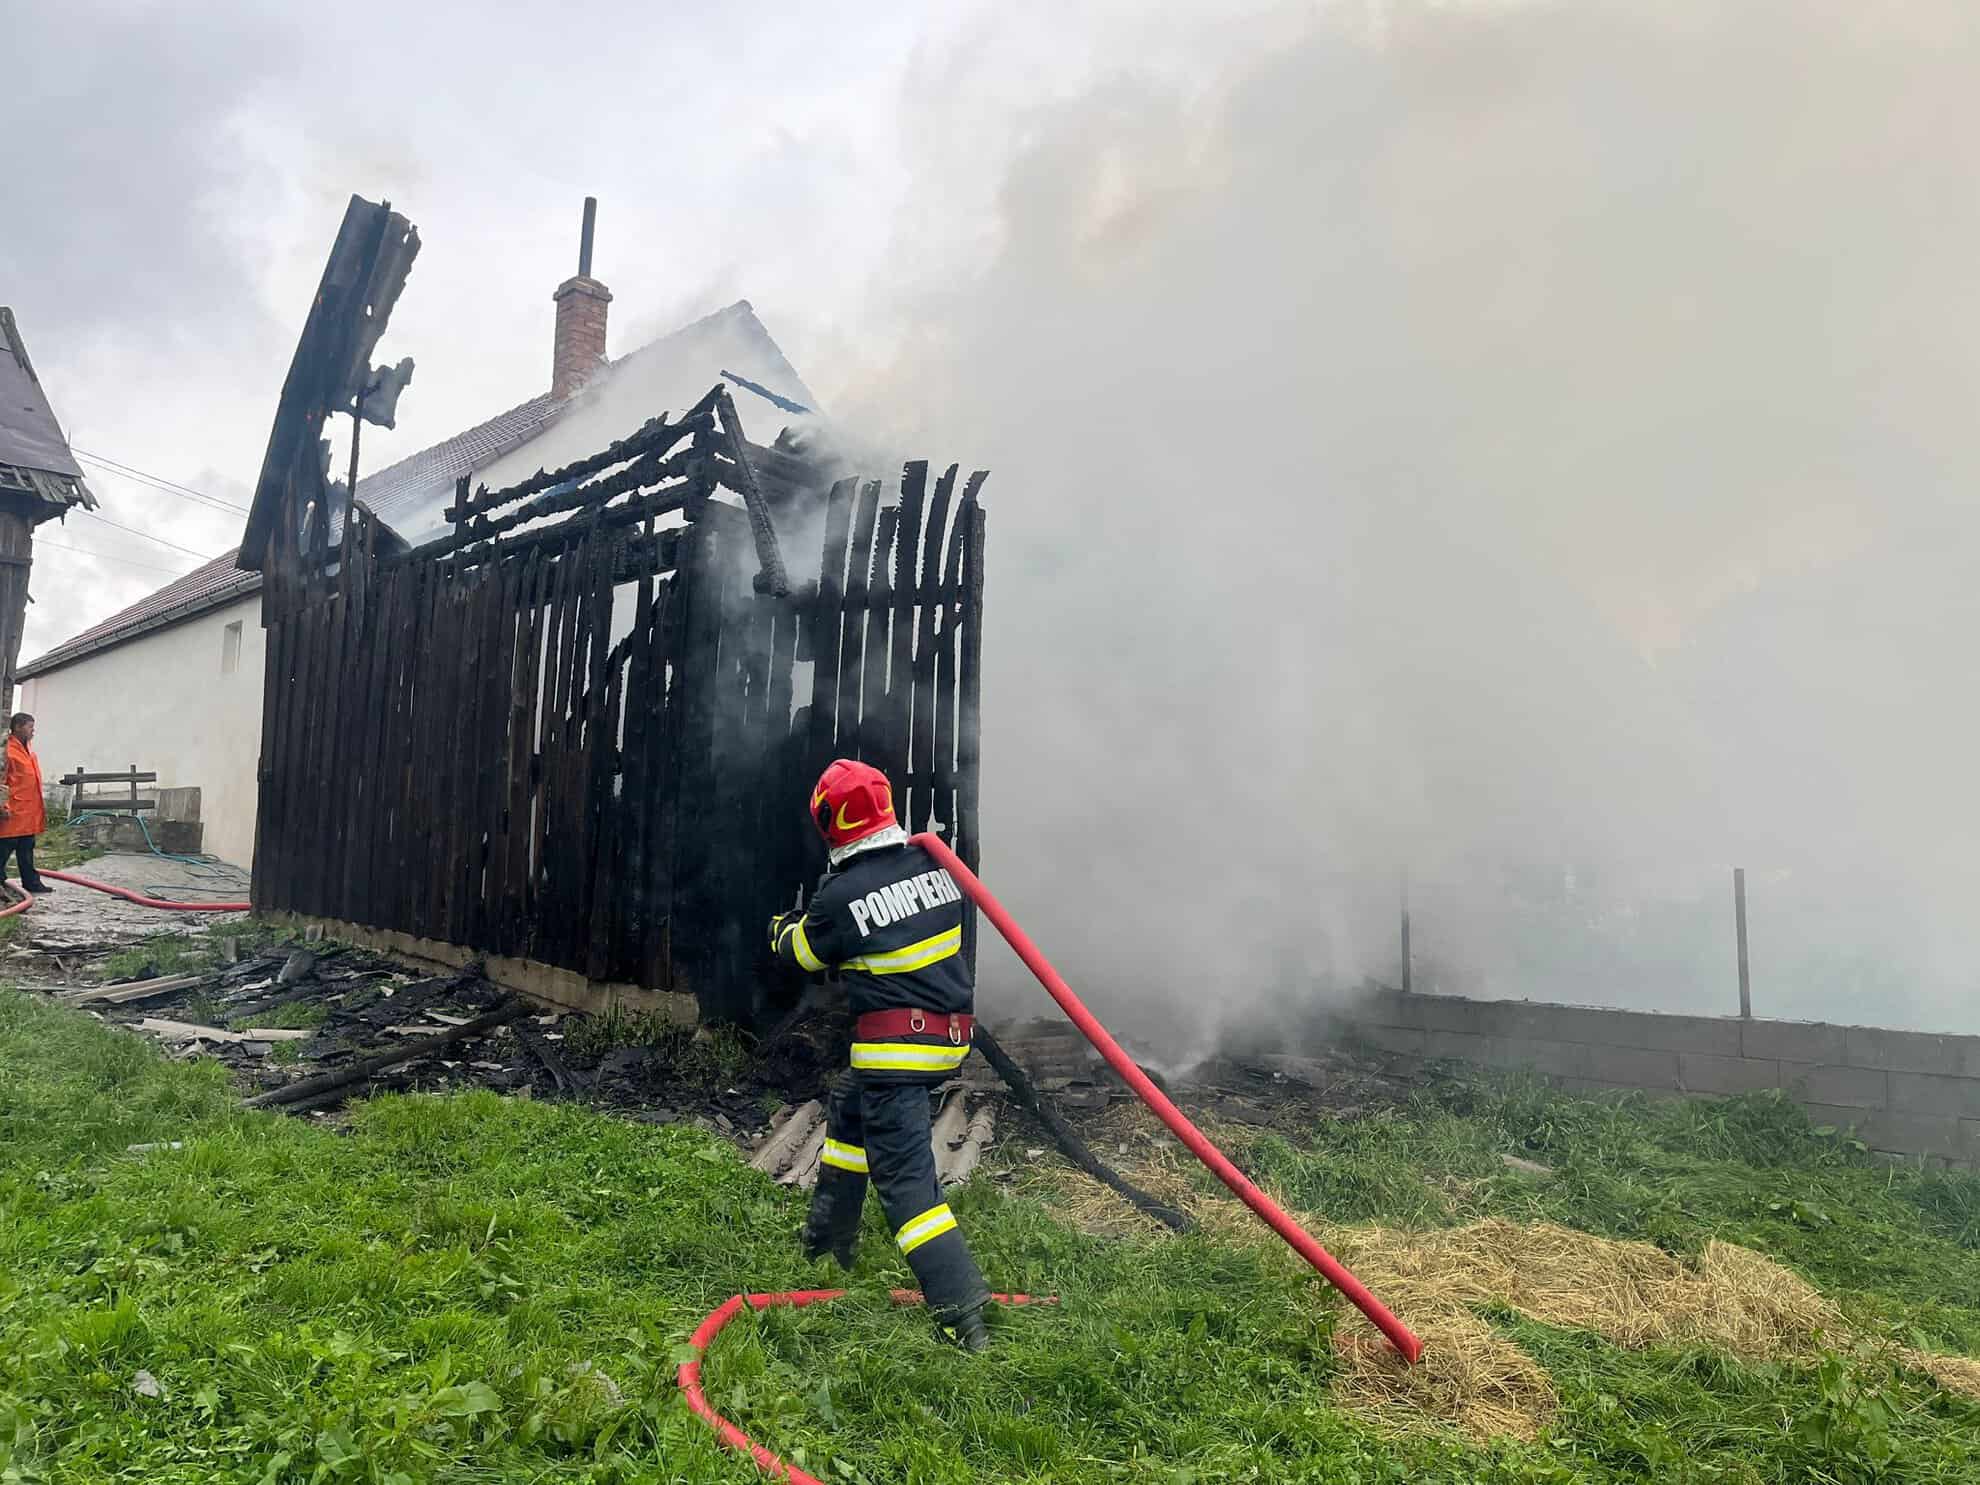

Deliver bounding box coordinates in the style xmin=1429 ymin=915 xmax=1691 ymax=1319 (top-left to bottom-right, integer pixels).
xmin=0 ymin=713 xmax=52 ymax=894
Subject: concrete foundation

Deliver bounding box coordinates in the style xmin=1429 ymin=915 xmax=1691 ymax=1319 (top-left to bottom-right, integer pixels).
xmin=72 ymin=814 xmax=204 ymax=855
xmin=1331 ymin=988 xmax=1980 ymax=1170
xmin=276 ymin=913 xmax=699 ymax=1024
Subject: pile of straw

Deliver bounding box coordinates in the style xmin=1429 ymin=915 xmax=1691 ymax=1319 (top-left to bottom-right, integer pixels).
xmin=1028 ymin=1131 xmax=1980 ymax=1440
xmin=1321 ymin=1218 xmax=1849 ymax=1438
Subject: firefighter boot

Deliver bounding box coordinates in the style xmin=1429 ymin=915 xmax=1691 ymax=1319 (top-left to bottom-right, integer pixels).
xmin=942 ymin=1303 xmax=991 ymax=1353
xmin=801 ymin=1168 xmax=864 ymax=1270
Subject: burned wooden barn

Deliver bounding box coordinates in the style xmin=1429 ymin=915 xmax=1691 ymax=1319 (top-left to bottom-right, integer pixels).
xmin=239 ymin=197 xmax=986 ymax=1022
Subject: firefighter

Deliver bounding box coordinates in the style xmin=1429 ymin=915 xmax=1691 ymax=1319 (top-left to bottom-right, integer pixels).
xmin=769 ymin=758 xmax=992 ymax=1351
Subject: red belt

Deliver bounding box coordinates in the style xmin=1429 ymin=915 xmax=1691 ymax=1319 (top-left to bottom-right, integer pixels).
xmin=855 ymin=1009 xmax=973 ymax=1044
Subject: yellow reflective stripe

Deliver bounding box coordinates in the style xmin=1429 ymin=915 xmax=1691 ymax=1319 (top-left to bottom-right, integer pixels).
xmin=786 ymin=919 xmax=825 ymax=972
xmin=844 ymin=926 xmax=962 ymax=976
xmin=820 ymin=1139 xmax=867 ymax=1173
xmin=849 ymin=1041 xmax=972 ymax=1072
xmin=895 ymin=1203 xmax=958 ymax=1255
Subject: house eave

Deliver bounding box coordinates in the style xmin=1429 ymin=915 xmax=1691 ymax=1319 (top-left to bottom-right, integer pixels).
xmin=15 ymin=576 xmax=262 ymax=682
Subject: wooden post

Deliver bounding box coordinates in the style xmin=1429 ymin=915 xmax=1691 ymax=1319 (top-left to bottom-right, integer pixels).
xmin=347 ymin=390 xmax=365 ymax=548
xmin=1734 ymin=867 xmax=1751 ymax=1019
xmin=0 ymin=506 xmax=36 ymax=719
xmin=1400 ymin=871 xmax=1412 ymax=994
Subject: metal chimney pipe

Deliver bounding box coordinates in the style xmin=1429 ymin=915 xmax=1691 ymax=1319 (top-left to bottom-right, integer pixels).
xmin=579 ymin=197 xmax=597 ymax=277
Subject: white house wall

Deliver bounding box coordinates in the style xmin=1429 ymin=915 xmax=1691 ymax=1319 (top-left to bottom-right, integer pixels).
xmin=18 ymin=593 xmax=264 ymax=868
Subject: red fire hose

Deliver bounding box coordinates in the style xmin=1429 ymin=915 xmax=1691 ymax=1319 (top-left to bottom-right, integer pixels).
xmin=4 ymin=871 xmax=252 ymax=913
xmin=913 ymin=833 xmax=1424 ymax=1365
xmin=39 ymin=869 xmax=251 ymax=911
xmin=679 ymin=1289 xmax=1055 ymax=1483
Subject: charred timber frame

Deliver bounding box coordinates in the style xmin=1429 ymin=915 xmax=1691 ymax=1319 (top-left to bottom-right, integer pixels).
xmin=254 ymin=377 xmax=988 ymax=1023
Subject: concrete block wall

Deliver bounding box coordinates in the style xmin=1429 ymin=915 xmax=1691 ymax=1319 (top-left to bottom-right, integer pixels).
xmin=1337 ymin=990 xmax=1980 ymax=1170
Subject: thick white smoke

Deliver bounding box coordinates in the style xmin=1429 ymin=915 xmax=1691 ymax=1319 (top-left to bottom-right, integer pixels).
xmin=826 ymin=0 xmax=1980 ymax=1043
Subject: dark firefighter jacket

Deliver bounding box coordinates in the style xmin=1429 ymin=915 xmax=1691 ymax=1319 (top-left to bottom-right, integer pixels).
xmin=773 ymin=841 xmax=973 ymax=1078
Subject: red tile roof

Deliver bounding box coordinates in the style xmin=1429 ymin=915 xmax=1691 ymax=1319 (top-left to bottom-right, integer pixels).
xmin=16 ymin=547 xmax=257 ymax=678
xmin=17 ymin=392 xmax=564 ymax=679
xmin=20 ymin=300 xmax=812 ymax=678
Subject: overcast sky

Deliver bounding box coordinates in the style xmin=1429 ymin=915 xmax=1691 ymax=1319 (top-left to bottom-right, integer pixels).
xmin=3 ymin=0 xmax=1263 ymax=655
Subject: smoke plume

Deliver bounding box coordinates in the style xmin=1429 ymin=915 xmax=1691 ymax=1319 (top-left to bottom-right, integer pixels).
xmin=823 ymin=0 xmax=1980 ymax=1046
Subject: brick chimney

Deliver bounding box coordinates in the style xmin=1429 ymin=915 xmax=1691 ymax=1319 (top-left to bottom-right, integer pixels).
xmin=551 ymin=197 xmax=611 ymax=399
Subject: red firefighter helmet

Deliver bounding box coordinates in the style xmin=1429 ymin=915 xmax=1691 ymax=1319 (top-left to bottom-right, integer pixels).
xmin=810 ymin=758 xmax=896 ymax=850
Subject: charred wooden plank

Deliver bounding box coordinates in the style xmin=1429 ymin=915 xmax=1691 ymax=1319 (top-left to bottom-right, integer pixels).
xmin=425 ymin=444 xmax=702 ymax=564
xmin=703 ymin=523 xmax=763 ymax=1011
xmin=366 ymin=568 xmax=402 ymax=931
xmin=250 ymin=605 xmax=288 ymax=904
xmin=974 ymin=1024 xmax=1190 ymax=1232
xmin=806 ymin=477 xmax=856 ymax=771
xmin=931 ymin=473 xmax=984 ymax=850
xmin=447 ymin=388 xmax=719 ymax=520
xmin=617 ymin=523 xmax=658 ymax=976
xmin=501 ymin=552 xmax=545 ymax=955
xmin=763 ymin=590 xmax=800 ymax=879
xmin=909 ymin=465 xmax=956 ymax=832
xmin=888 ymin=462 xmax=927 ymax=814
xmin=430 ymin=572 xmax=470 ymax=940
xmin=955 ymin=486 xmax=988 ymax=972
xmin=295 ymin=593 xmax=335 ymax=913
xmin=530 ymin=539 xmax=578 ymax=960
xmin=575 ymin=531 xmax=618 ymax=978
xmin=858 ymin=506 xmax=899 ymax=766
xmin=331 ymin=518 xmax=367 ymax=920
xmin=336 ymin=511 xmax=377 ymax=921
xmin=244 ymin=999 xmax=529 ymax=1109
xmin=790 ymin=580 xmax=818 ymax=664
xmin=514 ymin=1018 xmax=577 ymax=1094
xmin=584 ymin=639 xmax=625 ymax=981
xmin=254 ymin=613 xmax=292 ymax=906
xmin=477 ymin=558 xmax=515 ymax=951
xmin=713 ymin=386 xmax=791 ymax=596
xmin=347 ymin=512 xmax=389 ymax=921
xmin=956 ymin=486 xmax=988 ymax=874
xmin=428 ymin=568 xmax=468 ymax=935
xmin=313 ymin=523 xmax=361 ymax=916
xmin=469 ymin=561 xmax=517 ymax=946
xmin=285 ymin=605 xmax=315 ymax=911
xmin=833 ymin=480 xmax=881 ymax=763
xmin=731 ymin=588 xmax=781 ymax=989
xmin=671 ymin=521 xmax=729 ymax=1007
xmin=643 ymin=574 xmax=682 ymax=988
xmin=390 ymin=562 xmax=433 ymax=934
xmin=566 ymin=528 xmax=614 ymax=971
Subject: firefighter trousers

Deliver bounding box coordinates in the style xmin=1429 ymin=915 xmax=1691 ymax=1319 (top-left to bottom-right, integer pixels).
xmin=803 ymin=1068 xmax=990 ymax=1324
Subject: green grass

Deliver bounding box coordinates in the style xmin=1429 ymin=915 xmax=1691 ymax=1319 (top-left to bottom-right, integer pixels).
xmin=34 ymin=807 xmax=102 ymax=874
xmin=561 ymin=1010 xmax=757 ymax=1089
xmin=1240 ymin=1074 xmax=1980 ymax=1356
xmin=3 ymin=997 xmax=1978 ymax=1484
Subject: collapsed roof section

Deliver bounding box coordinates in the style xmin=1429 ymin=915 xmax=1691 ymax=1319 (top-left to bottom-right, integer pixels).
xmin=356 ymin=300 xmax=823 ymax=552
xmin=237 ymin=194 xmax=421 ymax=585
xmin=239 ymin=194 xmax=831 ymax=615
